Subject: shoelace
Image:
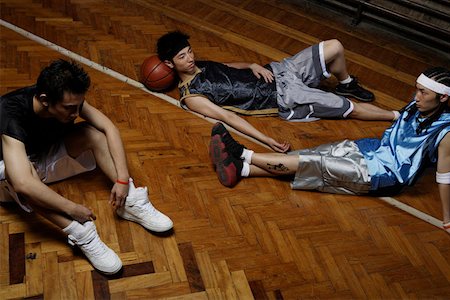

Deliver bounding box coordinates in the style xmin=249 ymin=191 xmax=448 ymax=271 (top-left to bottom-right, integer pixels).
xmin=72 ymin=228 xmax=108 ymax=258
xmin=130 ymin=188 xmax=158 ymax=216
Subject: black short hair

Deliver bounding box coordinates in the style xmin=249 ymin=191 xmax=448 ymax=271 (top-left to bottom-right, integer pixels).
xmin=36 ymin=59 xmax=90 ymax=104
xmin=157 ymin=31 xmax=190 ymax=61
xmin=423 ymin=66 xmax=450 ymax=91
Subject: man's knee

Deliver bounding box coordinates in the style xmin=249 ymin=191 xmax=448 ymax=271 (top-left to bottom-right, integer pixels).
xmin=83 ymin=124 xmax=107 ymax=146
xmin=65 ymin=123 xmax=107 ymax=156
xmin=323 ymin=39 xmax=344 ymax=60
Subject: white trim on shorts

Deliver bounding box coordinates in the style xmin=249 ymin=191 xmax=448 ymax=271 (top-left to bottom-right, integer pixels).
xmin=284 ymin=105 xmax=320 ymax=122
xmin=343 ymin=100 xmax=354 ymax=118
xmin=319 ymin=41 xmax=331 ymax=78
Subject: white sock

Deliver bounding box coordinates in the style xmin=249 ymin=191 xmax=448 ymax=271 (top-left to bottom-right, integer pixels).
xmin=240 ymin=149 xmax=254 ymax=164
xmin=340 ymin=76 xmax=352 ymax=84
xmin=392 ymin=110 xmax=400 ymax=121
xmin=241 ymin=162 xmax=250 ymax=177
xmin=62 ymin=220 xmax=86 ymax=239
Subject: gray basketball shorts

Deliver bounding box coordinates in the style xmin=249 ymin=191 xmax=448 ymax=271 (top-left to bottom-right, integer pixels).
xmin=288 ymin=140 xmax=371 ymax=195
xmin=270 ymin=42 xmax=352 ymax=121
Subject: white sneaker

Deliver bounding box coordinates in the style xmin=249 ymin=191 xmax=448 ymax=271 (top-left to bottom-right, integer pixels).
xmin=68 ymin=221 xmax=122 ymax=275
xmin=117 ymin=180 xmax=173 ymax=232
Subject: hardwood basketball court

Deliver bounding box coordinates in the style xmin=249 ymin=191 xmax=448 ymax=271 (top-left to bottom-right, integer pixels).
xmin=1 ymin=0 xmax=449 ymax=299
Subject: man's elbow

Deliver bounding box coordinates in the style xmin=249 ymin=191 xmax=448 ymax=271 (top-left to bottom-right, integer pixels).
xmin=8 ymin=176 xmax=36 ymax=196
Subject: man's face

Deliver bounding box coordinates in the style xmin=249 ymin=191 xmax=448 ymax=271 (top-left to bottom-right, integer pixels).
xmin=414 ymin=83 xmax=446 ymax=117
xmin=170 ymin=46 xmax=196 ymax=75
xmin=47 ymin=92 xmax=85 ymax=123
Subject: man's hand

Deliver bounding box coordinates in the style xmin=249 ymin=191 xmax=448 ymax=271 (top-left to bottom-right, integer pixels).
xmin=68 ymin=203 xmax=96 ymax=223
xmin=267 ymin=138 xmax=290 ymax=153
xmin=249 ymin=63 xmax=274 ymax=83
xmin=109 ymin=183 xmax=129 ymax=208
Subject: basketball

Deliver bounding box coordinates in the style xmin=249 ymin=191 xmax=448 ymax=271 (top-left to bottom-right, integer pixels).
xmin=140 ymin=55 xmax=176 ymax=91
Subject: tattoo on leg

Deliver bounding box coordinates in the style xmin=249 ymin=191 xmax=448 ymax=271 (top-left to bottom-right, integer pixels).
xmin=266 ymin=163 xmax=289 ymax=172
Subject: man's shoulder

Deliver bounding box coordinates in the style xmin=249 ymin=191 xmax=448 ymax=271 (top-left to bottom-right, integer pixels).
xmin=438 ymin=131 xmax=450 ymax=151
xmin=1 ymin=85 xmax=36 ymax=99
xmin=196 ymin=60 xmax=225 ymax=69
xmin=1 ymin=86 xmax=34 ymax=116
xmin=1 ymin=85 xmax=35 ymax=113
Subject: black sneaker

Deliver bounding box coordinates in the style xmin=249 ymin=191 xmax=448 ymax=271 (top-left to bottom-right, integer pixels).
xmin=216 ymin=150 xmax=243 ymax=188
xmin=335 ymin=76 xmax=375 ymax=102
xmin=211 ymin=123 xmax=245 ymax=159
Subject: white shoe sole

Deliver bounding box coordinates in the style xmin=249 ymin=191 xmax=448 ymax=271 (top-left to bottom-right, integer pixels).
xmin=118 ymin=211 xmax=173 ymax=232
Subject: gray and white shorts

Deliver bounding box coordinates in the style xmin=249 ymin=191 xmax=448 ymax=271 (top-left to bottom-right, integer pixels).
xmin=270 ymin=42 xmax=353 ymax=121
xmin=0 ymin=142 xmax=96 ymax=212
xmin=289 ymin=140 xmax=371 ymax=195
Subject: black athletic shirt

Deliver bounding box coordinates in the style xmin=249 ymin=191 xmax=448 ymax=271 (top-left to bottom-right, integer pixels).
xmin=0 ymin=85 xmax=74 ymax=160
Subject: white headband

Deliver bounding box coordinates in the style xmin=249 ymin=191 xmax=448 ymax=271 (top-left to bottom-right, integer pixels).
xmin=416 ymin=73 xmax=450 ymax=95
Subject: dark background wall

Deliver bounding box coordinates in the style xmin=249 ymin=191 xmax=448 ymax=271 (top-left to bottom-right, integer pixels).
xmin=287 ymin=0 xmax=450 ymax=60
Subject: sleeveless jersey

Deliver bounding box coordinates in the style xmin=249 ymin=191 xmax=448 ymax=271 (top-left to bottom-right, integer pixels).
xmin=178 ymin=61 xmax=278 ymax=116
xmin=356 ymin=100 xmax=450 ymax=190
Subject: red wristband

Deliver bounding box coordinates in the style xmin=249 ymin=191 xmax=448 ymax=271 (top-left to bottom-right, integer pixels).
xmin=116 ymin=179 xmax=129 ymax=185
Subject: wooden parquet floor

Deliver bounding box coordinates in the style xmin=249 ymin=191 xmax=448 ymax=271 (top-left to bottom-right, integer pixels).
xmin=1 ymin=0 xmax=450 ymax=299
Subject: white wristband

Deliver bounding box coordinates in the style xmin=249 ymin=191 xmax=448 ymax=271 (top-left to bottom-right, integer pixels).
xmin=436 ymin=171 xmax=450 ymax=184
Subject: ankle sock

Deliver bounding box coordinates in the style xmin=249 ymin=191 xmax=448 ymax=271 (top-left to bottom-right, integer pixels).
xmin=241 ymin=162 xmax=250 ymax=177
xmin=340 ymin=76 xmax=352 ymax=85
xmin=240 ymin=149 xmax=254 ymax=164
xmin=63 ymin=220 xmax=86 ymax=239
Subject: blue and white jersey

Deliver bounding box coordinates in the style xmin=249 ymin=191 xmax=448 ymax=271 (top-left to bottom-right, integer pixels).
xmin=356 ymin=100 xmax=450 ymax=190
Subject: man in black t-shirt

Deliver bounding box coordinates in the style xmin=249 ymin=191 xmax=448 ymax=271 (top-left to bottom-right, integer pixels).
xmin=0 ymin=60 xmax=173 ymax=275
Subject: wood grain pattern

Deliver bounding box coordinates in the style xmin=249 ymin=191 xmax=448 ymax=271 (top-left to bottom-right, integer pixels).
xmin=1 ymin=0 xmax=450 ymax=298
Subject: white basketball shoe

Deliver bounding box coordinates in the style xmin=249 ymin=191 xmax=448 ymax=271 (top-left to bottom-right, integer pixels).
xmin=116 ymin=179 xmax=173 ymax=232
xmin=67 ymin=221 xmax=122 ymax=275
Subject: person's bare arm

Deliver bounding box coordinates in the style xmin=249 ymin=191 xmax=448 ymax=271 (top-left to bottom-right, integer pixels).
xmin=224 ymin=62 xmax=274 ymax=83
xmin=437 ymin=133 xmax=450 ymax=233
xmin=184 ymin=96 xmax=290 ymax=152
xmin=79 ymin=102 xmax=130 ymax=206
xmin=2 ymin=135 xmax=95 ymax=222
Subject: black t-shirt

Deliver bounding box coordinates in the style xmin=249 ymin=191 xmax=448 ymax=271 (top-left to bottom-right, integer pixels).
xmin=0 ymin=85 xmax=74 ymax=160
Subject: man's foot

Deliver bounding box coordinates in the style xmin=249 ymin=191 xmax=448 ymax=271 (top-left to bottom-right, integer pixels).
xmin=210 ymin=123 xmax=245 ymax=163
xmin=215 ymin=146 xmax=243 ymax=188
xmin=68 ymin=221 xmax=122 ymax=275
xmin=335 ymin=76 xmax=375 ymax=102
xmin=117 ymin=182 xmax=173 ymax=232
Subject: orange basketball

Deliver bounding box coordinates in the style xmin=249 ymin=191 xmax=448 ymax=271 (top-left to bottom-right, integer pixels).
xmin=140 ymin=55 xmax=176 ymax=91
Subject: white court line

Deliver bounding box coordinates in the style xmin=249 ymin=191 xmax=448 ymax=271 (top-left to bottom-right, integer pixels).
xmin=0 ymin=19 xmax=444 ymax=230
